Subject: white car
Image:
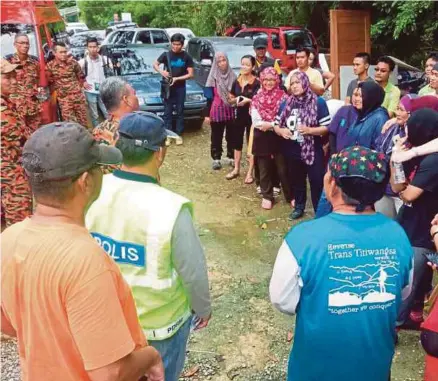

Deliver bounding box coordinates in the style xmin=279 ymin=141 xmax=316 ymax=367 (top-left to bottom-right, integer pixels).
xmin=165 ymin=28 xmax=195 ymax=47
xmin=66 ymin=22 xmax=89 ymax=35
xmin=102 ymin=28 xmax=170 ymax=46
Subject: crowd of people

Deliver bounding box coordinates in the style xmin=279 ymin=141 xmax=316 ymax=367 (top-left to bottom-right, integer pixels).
xmin=1 ymin=26 xmax=438 ymax=381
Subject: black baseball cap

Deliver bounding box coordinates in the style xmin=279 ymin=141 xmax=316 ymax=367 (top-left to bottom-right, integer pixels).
xmin=118 ymin=111 xmax=178 ymax=152
xmin=23 ymin=122 xmax=122 ymax=181
xmin=253 ymin=37 xmax=268 ymax=49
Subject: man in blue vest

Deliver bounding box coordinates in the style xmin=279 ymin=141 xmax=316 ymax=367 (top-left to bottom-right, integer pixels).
xmin=270 ymin=146 xmax=413 ymax=381
xmin=86 ymin=111 xmax=211 ymax=381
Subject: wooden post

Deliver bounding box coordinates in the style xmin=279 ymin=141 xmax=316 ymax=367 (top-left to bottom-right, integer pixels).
xmin=330 ymin=9 xmax=371 ymax=99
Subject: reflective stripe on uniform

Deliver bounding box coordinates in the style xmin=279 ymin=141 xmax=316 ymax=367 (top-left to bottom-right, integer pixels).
xmin=144 ymin=309 xmax=192 ymax=340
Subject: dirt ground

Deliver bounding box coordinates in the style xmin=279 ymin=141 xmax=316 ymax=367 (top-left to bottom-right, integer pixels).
xmin=161 ymin=122 xmax=425 ymax=381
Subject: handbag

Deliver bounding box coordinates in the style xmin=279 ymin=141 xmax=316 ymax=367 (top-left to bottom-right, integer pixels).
xmin=160 ymin=51 xmax=173 ymax=100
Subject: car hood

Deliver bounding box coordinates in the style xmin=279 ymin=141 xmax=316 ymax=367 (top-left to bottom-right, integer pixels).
xmin=122 ymin=73 xmax=204 ymax=104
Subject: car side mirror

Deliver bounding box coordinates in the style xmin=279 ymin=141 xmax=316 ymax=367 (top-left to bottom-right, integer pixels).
xmin=201 ymin=58 xmax=212 ymax=66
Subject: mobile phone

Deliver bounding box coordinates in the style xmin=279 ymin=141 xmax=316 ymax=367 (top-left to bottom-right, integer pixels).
xmin=423 ymin=252 xmax=438 ymax=266
xmin=237 ymin=96 xmax=244 ymax=104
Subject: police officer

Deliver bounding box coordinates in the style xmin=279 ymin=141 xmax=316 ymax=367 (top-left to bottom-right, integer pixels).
xmin=46 ymin=42 xmax=89 ymax=128
xmin=0 ymin=59 xmax=32 ymax=227
xmin=86 ymin=112 xmax=211 ymax=381
xmin=4 ymin=33 xmax=41 ymax=132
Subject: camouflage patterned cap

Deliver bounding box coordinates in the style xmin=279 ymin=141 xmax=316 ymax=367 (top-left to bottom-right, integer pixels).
xmin=329 ymin=146 xmax=388 ymax=184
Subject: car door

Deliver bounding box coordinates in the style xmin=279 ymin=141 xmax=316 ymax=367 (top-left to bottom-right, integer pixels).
xmin=188 ymin=40 xmax=202 ymax=85
xmin=199 ymin=41 xmax=214 ymax=86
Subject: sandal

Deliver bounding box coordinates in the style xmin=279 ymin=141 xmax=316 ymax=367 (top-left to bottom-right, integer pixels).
xmin=226 ymin=171 xmax=240 ymax=180
xmin=244 ymin=175 xmax=254 ymax=184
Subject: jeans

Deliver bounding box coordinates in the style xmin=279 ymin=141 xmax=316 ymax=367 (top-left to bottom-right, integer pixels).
xmin=286 ymin=146 xmax=325 ymax=212
xmin=210 ymin=121 xmax=234 ymax=160
xmin=163 ymin=86 xmax=186 ymax=135
xmin=149 ymin=317 xmax=192 ymax=381
xmin=315 ymin=190 xmax=332 ymax=218
xmin=397 ymin=246 xmax=434 ymax=325
xmin=85 ymin=91 xmax=108 ymax=128
xmin=257 ymin=154 xmax=292 ymax=203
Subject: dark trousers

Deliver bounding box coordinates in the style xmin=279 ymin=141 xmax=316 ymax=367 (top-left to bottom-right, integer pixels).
xmin=397 ymin=246 xmax=433 ymax=325
xmin=257 ymin=154 xmax=292 ymax=203
xmin=163 ymin=86 xmax=186 ymax=135
xmin=210 ymin=121 xmax=234 ymax=160
xmin=255 ymin=157 xmax=279 ymax=188
xmin=286 ymin=146 xmax=325 ymax=212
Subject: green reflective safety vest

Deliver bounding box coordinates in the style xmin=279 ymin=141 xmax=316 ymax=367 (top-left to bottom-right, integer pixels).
xmin=86 ymin=171 xmax=193 ymax=340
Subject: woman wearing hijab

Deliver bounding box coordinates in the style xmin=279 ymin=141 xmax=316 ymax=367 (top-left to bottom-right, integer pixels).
xmin=206 ymin=52 xmax=237 ymax=170
xmin=391 ymin=109 xmax=438 ymax=330
xmin=375 ymin=94 xmax=418 ymax=218
xmin=251 ymin=66 xmax=292 ymax=210
xmin=346 ymin=81 xmax=389 ymax=149
xmin=274 ymin=71 xmax=331 ymax=220
xmin=386 ymin=96 xmax=438 ymax=164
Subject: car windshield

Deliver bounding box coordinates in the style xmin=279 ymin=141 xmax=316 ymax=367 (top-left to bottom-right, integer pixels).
xmin=221 ymin=45 xmax=255 ymax=68
xmin=285 ymin=30 xmax=313 ymax=50
xmin=107 ymin=46 xmax=164 ymax=75
xmin=1 ymin=23 xmax=38 ymax=57
xmin=70 ymin=32 xmax=104 ymax=48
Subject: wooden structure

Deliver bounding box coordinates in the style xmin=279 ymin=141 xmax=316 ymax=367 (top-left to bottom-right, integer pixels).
xmin=330 ymin=9 xmax=371 ymax=99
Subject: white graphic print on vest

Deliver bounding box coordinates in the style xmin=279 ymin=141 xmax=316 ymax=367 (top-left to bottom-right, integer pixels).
xmin=327 ymin=243 xmax=400 ymax=313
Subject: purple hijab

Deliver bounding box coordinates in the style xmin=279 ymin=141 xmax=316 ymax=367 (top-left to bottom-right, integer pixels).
xmin=279 ymin=71 xmax=318 ymax=165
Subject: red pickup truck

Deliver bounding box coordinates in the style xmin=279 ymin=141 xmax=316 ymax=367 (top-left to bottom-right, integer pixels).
xmin=234 ymin=26 xmax=318 ymax=73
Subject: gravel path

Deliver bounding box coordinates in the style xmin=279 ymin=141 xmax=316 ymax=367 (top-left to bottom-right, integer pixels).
xmin=1 ymin=337 xmax=21 ymax=381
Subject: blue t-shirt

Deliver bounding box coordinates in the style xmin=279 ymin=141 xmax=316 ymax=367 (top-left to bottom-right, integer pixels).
xmin=285 ymin=212 xmax=412 ymax=381
xmin=346 ymin=107 xmax=389 ymax=150
xmin=276 ymin=96 xmax=331 ymax=159
xmin=328 ymin=105 xmax=358 ymax=152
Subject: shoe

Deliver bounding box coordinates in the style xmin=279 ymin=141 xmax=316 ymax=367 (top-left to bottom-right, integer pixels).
xmin=212 ymin=160 xmax=222 ymax=170
xmin=273 ymin=187 xmax=281 ymax=197
xmin=175 ymin=136 xmax=183 ymax=146
xmin=256 ymin=186 xmax=262 ymax=195
xmin=288 ymin=208 xmax=304 ymax=220
xmin=261 ymin=198 xmax=273 ymax=210
xmin=226 ymin=171 xmax=240 ymax=180
xmin=165 ymin=137 xmax=171 ymax=147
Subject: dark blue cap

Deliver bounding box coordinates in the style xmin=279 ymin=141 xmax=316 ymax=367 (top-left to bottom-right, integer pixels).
xmin=118 ymin=111 xmax=178 ymax=152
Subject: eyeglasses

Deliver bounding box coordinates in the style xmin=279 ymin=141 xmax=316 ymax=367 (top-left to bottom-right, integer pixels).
xmin=16 ymin=42 xmax=30 ymax=46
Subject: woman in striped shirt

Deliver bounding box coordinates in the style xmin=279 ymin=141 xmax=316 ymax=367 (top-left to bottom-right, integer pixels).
xmin=206 ymin=52 xmax=237 ymax=170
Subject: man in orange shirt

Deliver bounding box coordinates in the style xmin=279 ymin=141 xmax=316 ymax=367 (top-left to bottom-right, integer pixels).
xmin=1 ymin=122 xmax=164 ymax=381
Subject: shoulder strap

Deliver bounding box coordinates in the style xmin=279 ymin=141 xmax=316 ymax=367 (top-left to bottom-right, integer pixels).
xmin=166 ymin=51 xmax=172 ymax=73
xmin=84 ymin=57 xmax=88 ymax=77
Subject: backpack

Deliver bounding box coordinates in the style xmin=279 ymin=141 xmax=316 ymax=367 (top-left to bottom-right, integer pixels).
xmin=83 ymin=55 xmax=113 ymax=78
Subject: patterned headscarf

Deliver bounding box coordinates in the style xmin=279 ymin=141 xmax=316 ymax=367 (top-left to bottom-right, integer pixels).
xmin=251 ymin=67 xmax=287 ymax=122
xmin=329 ymin=146 xmax=389 ymax=211
xmin=279 ymin=71 xmax=318 ymax=165
xmin=205 ymin=52 xmax=237 ymax=105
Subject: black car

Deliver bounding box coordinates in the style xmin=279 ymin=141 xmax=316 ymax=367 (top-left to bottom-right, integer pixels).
xmin=187 ymin=37 xmax=256 ymax=87
xmin=102 ymin=45 xmax=207 ymax=128
xmin=69 ymin=30 xmax=105 ymax=60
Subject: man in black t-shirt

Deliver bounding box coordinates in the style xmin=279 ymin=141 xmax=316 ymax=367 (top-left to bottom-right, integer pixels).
xmin=153 ymin=33 xmax=194 ymax=143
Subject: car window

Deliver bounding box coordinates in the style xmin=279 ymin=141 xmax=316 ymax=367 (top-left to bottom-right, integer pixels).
xmin=284 ymin=30 xmax=313 ymax=50
xmin=136 ymin=30 xmax=151 ymax=44
xmin=47 ymin=21 xmax=69 ymax=45
xmin=200 ymin=42 xmax=213 ymax=60
xmin=271 ymin=32 xmax=281 ymax=49
xmin=151 ymin=30 xmax=169 ymax=44
xmin=1 ymin=24 xmax=38 ymax=57
xmin=107 ymin=47 xmax=165 ymax=75
xmin=116 ymin=31 xmax=135 ymax=44
xmin=235 ymin=31 xmax=252 ymax=39
xmin=188 ymin=41 xmax=201 ymax=62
